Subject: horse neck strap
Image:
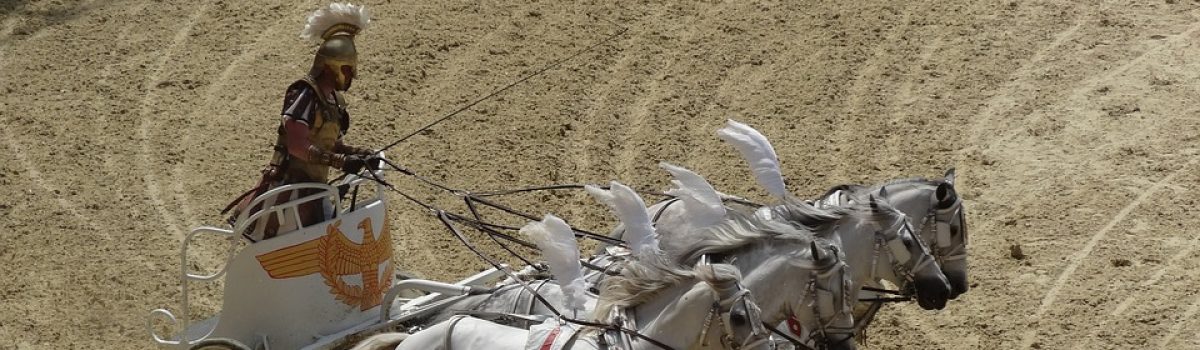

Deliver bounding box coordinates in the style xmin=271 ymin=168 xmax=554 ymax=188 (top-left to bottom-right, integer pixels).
xmin=816 ymin=189 xmax=844 ymax=209
xmin=786 ymin=262 xmax=854 ymax=346
xmin=695 ymin=260 xmax=771 ymax=350
xmin=880 ymin=217 xmax=913 ymax=265
xmin=718 ymin=287 xmax=771 ymax=350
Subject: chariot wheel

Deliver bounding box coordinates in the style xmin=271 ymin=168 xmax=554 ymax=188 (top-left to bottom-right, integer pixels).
xmin=188 ymin=338 xmax=253 ymax=350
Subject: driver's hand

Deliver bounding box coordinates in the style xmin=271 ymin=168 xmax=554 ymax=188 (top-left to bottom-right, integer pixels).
xmin=364 ymin=154 xmax=383 ymax=171
xmin=341 ymin=155 xmax=366 ymax=174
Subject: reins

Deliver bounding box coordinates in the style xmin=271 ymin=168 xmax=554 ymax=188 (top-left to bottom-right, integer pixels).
xmin=378 ymin=23 xmax=628 ymax=153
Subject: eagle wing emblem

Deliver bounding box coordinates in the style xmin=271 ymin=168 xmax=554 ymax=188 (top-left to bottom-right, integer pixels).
xmin=256 ymin=216 xmax=394 ymax=310
xmin=255 ymin=237 xmax=322 ymax=279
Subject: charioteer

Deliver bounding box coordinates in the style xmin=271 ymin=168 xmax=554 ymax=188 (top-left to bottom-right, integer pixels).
xmin=225 ymin=2 xmax=379 ymax=241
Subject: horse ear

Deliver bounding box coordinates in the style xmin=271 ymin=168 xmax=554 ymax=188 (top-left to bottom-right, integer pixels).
xmin=944 ymin=168 xmax=957 ymax=185
xmin=878 ymin=186 xmax=889 ymax=198
xmin=935 ymin=182 xmax=958 ymax=209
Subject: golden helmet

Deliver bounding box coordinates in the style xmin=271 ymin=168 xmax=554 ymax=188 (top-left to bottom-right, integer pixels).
xmin=300 ymin=3 xmax=369 ymax=91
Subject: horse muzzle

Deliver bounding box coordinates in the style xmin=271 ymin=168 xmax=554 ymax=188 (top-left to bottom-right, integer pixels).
xmin=913 ymin=276 xmax=951 ymax=310
xmin=946 ymin=269 xmax=969 ymax=299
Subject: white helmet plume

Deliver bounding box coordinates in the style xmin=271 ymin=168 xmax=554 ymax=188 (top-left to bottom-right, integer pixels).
xmin=586 ymin=181 xmax=660 ymax=258
xmin=521 ymin=214 xmax=587 ymax=312
xmin=659 ymin=162 xmax=726 ymax=230
xmin=716 ymin=119 xmax=788 ymax=199
xmin=301 ymin=3 xmax=371 ymax=43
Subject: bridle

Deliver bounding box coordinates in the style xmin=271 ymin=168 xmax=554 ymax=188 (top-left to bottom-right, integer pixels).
xmin=922 ymin=196 xmax=967 ymax=266
xmin=783 ymin=247 xmax=856 ymax=350
xmin=871 ymin=213 xmax=939 ymax=287
xmin=604 ymin=259 xmax=774 ymax=350
xmin=698 ymin=278 xmax=773 ymax=350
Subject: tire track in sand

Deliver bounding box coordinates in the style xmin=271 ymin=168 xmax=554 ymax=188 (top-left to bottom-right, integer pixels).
xmin=835 ymin=4 xmax=915 ymax=175
xmin=965 ymin=19 xmax=1085 ymax=148
xmin=961 ymin=19 xmax=1085 ymax=246
xmin=1020 ymin=157 xmax=1200 ymax=348
xmin=0 ymin=0 xmax=157 ymax=270
xmin=833 ymin=4 xmax=957 ymax=346
xmin=612 ymin=66 xmax=666 ymax=178
xmin=1159 ymin=294 xmax=1200 ymax=347
xmin=172 ymin=2 xmax=305 ymax=226
xmin=614 ymin=2 xmax=728 ymax=177
xmin=136 ymin=0 xmax=213 ymax=239
xmin=563 ymin=35 xmax=632 ymax=180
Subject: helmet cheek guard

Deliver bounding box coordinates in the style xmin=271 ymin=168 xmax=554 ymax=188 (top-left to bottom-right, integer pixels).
xmin=313 ymin=35 xmax=358 ymax=91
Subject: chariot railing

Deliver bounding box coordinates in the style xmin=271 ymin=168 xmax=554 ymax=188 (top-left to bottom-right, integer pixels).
xmin=147 ymin=168 xmax=388 ymax=347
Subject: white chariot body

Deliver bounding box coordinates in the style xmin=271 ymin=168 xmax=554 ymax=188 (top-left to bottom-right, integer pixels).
xmin=147 ymin=168 xmax=508 ymax=350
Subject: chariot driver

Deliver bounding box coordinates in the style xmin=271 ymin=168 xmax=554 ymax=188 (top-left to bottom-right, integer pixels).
xmin=225 ymin=3 xmax=378 ymax=241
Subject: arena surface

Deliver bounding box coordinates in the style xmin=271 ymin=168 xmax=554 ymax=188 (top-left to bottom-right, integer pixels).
xmin=2 ymin=0 xmax=1199 ymax=348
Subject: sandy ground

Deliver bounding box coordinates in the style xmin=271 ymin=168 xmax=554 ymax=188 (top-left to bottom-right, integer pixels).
xmin=2 ymin=0 xmax=1200 ymax=348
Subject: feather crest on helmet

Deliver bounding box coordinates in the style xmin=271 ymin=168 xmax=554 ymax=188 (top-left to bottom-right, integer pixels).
xmin=301 ymin=3 xmax=371 ymax=43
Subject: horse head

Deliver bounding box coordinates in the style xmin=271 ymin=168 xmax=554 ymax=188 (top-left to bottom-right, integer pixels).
xmin=822 ymin=169 xmax=969 ymax=300
xmin=697 ymin=263 xmax=774 ymax=350
xmin=866 ymin=169 xmax=970 ymax=299
xmin=866 ymin=192 xmax=951 ymax=310
xmin=677 ymin=211 xmax=858 ymax=350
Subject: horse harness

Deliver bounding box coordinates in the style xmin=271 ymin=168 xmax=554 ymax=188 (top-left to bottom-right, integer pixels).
xmin=820 ymin=189 xmax=939 ymax=289
xmin=869 ymin=212 xmax=939 ymax=287
xmin=781 ymin=247 xmax=855 ymax=350
xmin=601 ymin=263 xmax=774 ymax=350
xmin=922 ymin=196 xmax=967 ymax=266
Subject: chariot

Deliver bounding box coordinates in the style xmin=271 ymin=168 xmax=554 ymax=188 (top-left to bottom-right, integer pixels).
xmin=146 ymin=163 xmax=509 ymax=350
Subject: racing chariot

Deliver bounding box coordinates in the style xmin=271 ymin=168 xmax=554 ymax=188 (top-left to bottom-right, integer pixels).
xmin=146 ymin=120 xmax=971 ymax=350
xmin=146 ymin=165 xmax=511 ymax=350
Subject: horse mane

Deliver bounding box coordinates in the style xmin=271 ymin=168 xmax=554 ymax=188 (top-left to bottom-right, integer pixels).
xmin=821 ymin=184 xmax=866 ymax=199
xmin=832 ymin=177 xmax=946 ymax=199
xmin=673 ymin=210 xmax=827 ymax=267
xmin=769 ymin=196 xmax=848 ymax=233
xmin=860 ymin=193 xmax=909 ymax=228
xmin=883 ymin=177 xmax=938 ymax=186
xmin=594 ymin=199 xmax=865 ymax=321
xmin=593 ymin=253 xmax=741 ymax=320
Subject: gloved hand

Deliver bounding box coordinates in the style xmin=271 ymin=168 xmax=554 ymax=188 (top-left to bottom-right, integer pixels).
xmin=364 ymin=154 xmax=383 ymax=171
xmin=341 ymin=155 xmax=366 ymax=174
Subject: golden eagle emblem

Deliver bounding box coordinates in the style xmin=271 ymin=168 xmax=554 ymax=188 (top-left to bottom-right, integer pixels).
xmin=255 ymin=217 xmax=393 ymax=311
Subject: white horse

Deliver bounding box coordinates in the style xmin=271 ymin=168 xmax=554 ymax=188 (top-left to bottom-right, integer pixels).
xmin=659 ymin=208 xmax=858 ymax=350
xmin=752 ymin=190 xmax=953 ymax=311
xmin=413 ymin=203 xmax=860 ymax=350
xmin=648 ymin=191 xmax=951 ymax=310
xmin=816 ymin=168 xmax=968 ymax=299
xmin=386 ymin=261 xmax=773 ymax=350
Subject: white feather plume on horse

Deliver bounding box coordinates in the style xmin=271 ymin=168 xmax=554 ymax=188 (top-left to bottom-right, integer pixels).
xmin=520 ymin=214 xmax=588 ymax=312
xmin=659 ymin=162 xmax=726 ymax=230
xmin=586 ymin=181 xmax=660 ymax=257
xmin=300 ymin=2 xmax=371 ymax=42
xmin=716 ymin=119 xmax=788 ymax=199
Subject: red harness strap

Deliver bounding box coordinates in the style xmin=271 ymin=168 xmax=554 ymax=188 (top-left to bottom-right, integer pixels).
xmin=786 ymin=315 xmax=805 ymax=337
xmin=539 ymin=327 xmax=564 ymax=350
